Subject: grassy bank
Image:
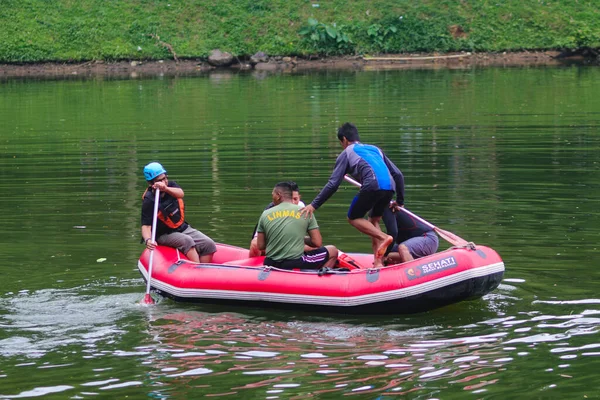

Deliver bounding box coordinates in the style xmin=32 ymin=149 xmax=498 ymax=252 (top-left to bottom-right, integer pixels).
xmin=1 ymin=0 xmax=599 ymax=62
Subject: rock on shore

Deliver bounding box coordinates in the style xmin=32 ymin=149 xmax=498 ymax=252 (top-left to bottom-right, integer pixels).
xmin=208 ymin=49 xmax=234 ymax=67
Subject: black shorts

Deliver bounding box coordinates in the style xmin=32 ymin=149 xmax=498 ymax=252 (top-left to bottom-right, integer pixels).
xmin=347 ymin=190 xmax=394 ymax=220
xmin=264 ymin=247 xmax=330 ymax=270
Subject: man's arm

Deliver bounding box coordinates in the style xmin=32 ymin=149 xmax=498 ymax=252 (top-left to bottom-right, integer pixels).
xmin=257 ymin=232 xmax=266 ymax=251
xmin=383 ymin=154 xmax=405 ymax=205
xmin=141 ymin=199 xmax=155 ymax=248
xmin=141 ymin=225 xmax=156 ymax=249
xmin=252 ymin=202 xmax=275 ymax=238
xmin=141 ymin=225 xmax=152 ymax=241
xmin=153 ymin=181 xmax=184 ymax=198
xmin=307 ymin=228 xmax=323 ymax=248
xmin=303 ymin=152 xmax=349 ymax=216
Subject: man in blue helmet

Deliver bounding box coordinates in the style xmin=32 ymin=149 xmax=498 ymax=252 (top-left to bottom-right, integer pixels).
xmin=300 ymin=123 xmax=405 ymax=268
xmin=141 ymin=162 xmax=216 ymax=263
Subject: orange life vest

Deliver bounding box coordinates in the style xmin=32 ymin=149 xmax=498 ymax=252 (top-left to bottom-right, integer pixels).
xmin=142 ymin=188 xmax=186 ymax=229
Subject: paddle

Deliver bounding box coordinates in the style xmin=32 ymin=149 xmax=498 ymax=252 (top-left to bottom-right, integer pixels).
xmin=343 ymin=175 xmax=470 ymax=247
xmin=142 ymin=188 xmax=160 ymax=305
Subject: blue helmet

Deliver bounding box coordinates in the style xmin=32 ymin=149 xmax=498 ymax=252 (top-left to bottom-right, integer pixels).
xmin=143 ymin=162 xmax=167 ymax=181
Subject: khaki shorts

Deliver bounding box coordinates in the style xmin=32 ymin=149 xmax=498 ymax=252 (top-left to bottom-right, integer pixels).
xmin=158 ymin=226 xmax=216 ymax=256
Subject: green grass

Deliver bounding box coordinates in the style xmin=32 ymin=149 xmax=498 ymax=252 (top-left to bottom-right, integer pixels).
xmin=0 ymin=0 xmax=599 ymax=62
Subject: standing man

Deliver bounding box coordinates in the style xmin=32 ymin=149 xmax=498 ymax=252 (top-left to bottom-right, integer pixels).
xmin=379 ymin=204 xmax=439 ymax=265
xmin=301 ymin=123 xmax=404 ymax=268
xmin=257 ymin=182 xmax=338 ymax=270
xmin=141 ymin=162 xmax=217 ymax=263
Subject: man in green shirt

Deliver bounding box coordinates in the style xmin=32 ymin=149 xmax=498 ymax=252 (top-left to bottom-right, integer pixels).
xmin=257 ymin=182 xmax=338 ymax=270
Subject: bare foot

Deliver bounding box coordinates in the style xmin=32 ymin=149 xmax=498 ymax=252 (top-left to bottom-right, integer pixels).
xmin=373 ymin=259 xmax=384 ymax=268
xmin=376 ymin=235 xmax=394 ymax=259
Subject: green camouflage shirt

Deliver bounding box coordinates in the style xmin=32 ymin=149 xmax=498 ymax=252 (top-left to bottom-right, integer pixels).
xmin=257 ymin=202 xmax=318 ymax=261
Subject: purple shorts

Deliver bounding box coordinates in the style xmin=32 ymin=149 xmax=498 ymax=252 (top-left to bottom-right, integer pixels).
xmin=392 ymin=231 xmax=439 ymax=259
xmin=264 ymin=247 xmax=330 ymax=270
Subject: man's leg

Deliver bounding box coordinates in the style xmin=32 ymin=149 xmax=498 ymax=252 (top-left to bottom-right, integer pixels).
xmin=368 ymin=215 xmax=394 ymax=258
xmin=398 ymin=244 xmax=414 ymax=262
xmin=185 ymin=227 xmax=217 ymax=263
xmin=158 ymin=231 xmax=200 ymax=262
xmin=368 ymin=191 xmax=395 ymax=266
xmin=298 ymin=247 xmax=335 ymax=270
xmin=386 ymin=233 xmax=440 ymax=265
xmin=186 ymin=248 xmax=201 ymax=262
xmin=323 ymin=245 xmax=339 ymax=268
xmin=348 ymin=217 xmax=392 ymax=267
xmin=199 ymin=253 xmax=213 ymax=263
xmin=348 ymin=217 xmax=389 ymax=239
xmin=347 ymin=191 xmax=394 ymax=267
xmin=385 ymin=244 xmax=413 ymax=265
xmin=368 ymin=216 xmax=380 ymax=258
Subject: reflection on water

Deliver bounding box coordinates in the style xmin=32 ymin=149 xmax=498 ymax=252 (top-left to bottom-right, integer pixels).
xmin=0 ymin=289 xmax=140 ymax=359
xmin=1 ymin=277 xmax=600 ymax=398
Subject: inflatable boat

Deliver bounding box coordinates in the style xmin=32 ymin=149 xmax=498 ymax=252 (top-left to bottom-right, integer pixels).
xmin=137 ymin=242 xmax=504 ymax=314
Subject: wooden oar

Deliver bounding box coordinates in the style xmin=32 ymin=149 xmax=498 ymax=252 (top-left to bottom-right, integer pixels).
xmin=142 ymin=188 xmax=160 ymax=305
xmin=343 ymin=175 xmax=470 ymax=247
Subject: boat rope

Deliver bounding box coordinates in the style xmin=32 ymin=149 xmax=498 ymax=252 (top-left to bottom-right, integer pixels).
xmin=452 ymin=242 xmax=477 ymax=251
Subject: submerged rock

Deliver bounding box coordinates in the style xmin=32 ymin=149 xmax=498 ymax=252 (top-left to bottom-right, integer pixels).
xmin=254 ymin=62 xmax=278 ymax=71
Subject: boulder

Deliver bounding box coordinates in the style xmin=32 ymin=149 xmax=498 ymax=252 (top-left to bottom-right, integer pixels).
xmin=208 ymin=49 xmax=234 ymax=67
xmin=249 ymin=51 xmax=269 ymax=65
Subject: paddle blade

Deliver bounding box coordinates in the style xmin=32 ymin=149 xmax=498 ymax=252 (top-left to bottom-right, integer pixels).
xmin=141 ymin=293 xmax=155 ymax=305
xmin=434 ymin=227 xmax=469 ymax=247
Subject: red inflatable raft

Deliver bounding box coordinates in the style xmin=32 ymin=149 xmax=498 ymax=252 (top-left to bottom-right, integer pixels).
xmin=138 ymin=243 xmax=504 ymax=314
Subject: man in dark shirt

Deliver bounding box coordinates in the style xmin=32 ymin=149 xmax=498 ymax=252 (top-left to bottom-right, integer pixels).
xmin=379 ymin=205 xmax=439 ymax=265
xmin=301 ymin=123 xmax=404 ymax=268
xmin=141 ymin=162 xmax=216 ymax=263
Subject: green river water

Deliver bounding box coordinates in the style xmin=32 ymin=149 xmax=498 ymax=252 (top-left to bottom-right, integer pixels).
xmin=1 ymin=66 xmax=599 ymax=398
